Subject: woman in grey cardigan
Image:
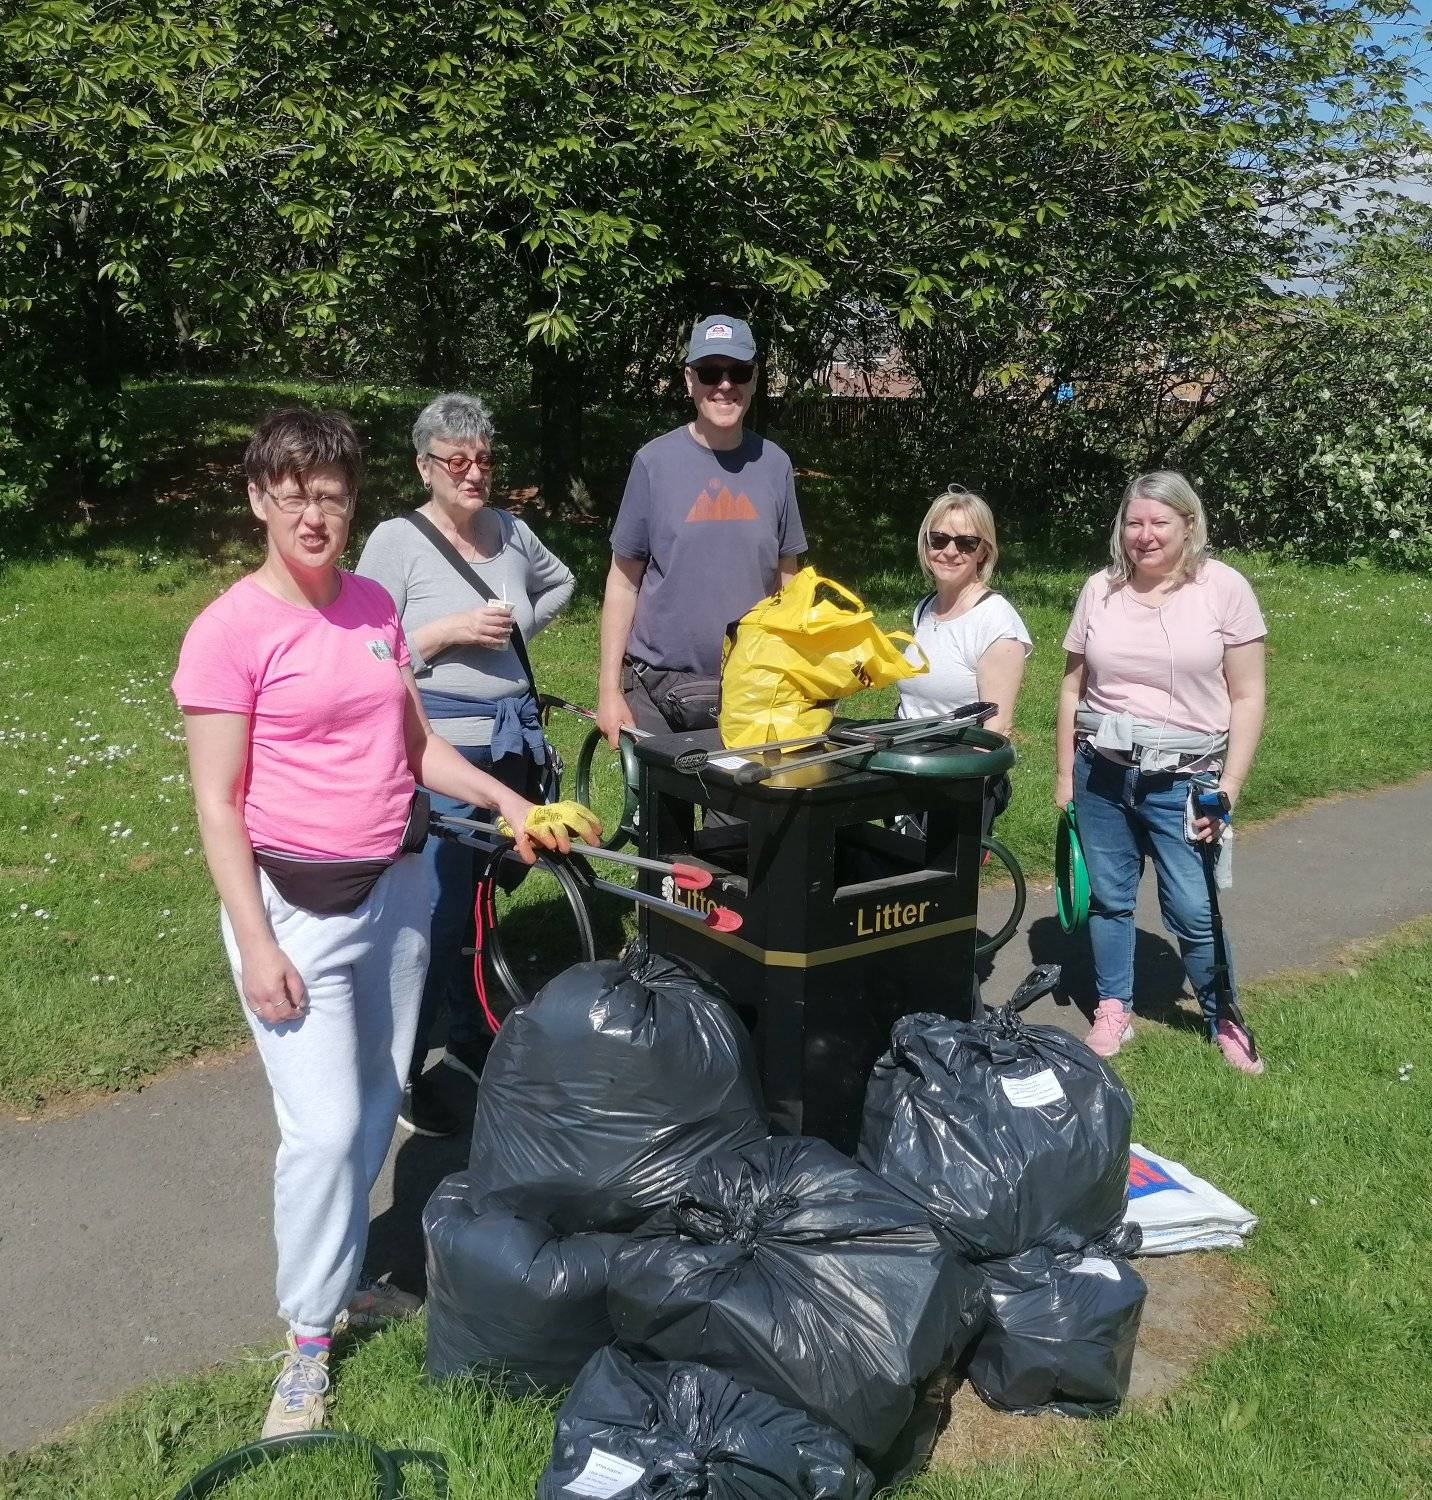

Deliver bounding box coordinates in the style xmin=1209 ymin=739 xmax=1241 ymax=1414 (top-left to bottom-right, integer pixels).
xmin=357 ymin=393 xmax=575 ymax=1135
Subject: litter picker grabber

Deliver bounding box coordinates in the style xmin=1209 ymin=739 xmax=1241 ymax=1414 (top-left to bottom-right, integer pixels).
xmin=434 ymin=813 xmax=713 ymax=890
xmin=728 ymin=702 xmax=996 ymax=786
xmin=431 ymin=812 xmax=743 ymax=943
xmin=1193 ymin=787 xmax=1259 ymax=1062
xmin=589 ymin=876 xmax=743 ymax=933
xmin=550 ymin=705 xmax=716 ymax=774
xmin=570 ymin=702 xmax=1002 ymax=814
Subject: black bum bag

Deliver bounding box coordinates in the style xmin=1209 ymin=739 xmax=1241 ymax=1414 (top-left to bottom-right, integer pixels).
xmin=254 ymin=790 xmax=430 ymax=916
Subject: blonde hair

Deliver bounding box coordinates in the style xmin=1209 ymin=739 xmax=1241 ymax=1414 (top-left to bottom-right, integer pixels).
xmin=916 ymin=486 xmax=999 ymax=585
xmin=1108 ymin=470 xmax=1209 ymax=583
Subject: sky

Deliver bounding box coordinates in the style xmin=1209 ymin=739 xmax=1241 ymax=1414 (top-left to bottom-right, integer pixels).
xmin=1380 ymin=6 xmax=1431 ymax=107
xmin=1369 ymin=7 xmax=1431 ymax=202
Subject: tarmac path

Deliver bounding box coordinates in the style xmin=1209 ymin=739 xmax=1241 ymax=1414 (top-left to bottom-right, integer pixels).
xmin=3 ymin=774 xmax=1429 ymax=1452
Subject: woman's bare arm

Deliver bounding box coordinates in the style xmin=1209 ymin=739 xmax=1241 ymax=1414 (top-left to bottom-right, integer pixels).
xmin=1054 ymin=650 xmax=1087 ymax=810
xmin=974 ymin=638 xmax=1028 ymax=738
xmin=183 ymin=710 xmax=307 ymax=1022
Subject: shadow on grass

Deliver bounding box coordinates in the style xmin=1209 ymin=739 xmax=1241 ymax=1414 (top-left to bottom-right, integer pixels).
xmin=3 ymin=375 xmax=664 ymax=585
xmin=5 ymin=373 xmax=1107 ymax=608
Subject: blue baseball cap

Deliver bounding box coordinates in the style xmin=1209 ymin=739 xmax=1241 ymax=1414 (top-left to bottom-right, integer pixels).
xmin=686 ymin=315 xmax=757 ymax=364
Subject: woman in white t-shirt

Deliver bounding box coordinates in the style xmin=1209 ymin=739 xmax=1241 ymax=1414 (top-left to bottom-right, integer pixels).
xmin=898 ymin=486 xmax=1032 ymax=831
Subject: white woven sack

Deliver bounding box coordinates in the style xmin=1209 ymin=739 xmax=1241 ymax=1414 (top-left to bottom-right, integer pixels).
xmin=1125 ymin=1144 xmax=1257 ymax=1255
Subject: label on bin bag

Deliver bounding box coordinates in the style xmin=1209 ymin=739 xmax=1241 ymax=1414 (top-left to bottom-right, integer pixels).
xmin=563 ymin=1449 xmax=646 ymax=1498
xmin=1070 ymin=1255 xmax=1121 ymax=1280
xmin=1000 ymin=1069 xmax=1066 ymax=1108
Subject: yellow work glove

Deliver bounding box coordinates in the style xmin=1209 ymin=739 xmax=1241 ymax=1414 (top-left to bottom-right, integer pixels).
xmin=496 ymin=800 xmax=603 ymax=844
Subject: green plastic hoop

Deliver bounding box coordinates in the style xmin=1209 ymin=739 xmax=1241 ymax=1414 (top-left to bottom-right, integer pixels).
xmin=573 ymin=726 xmax=641 ymax=851
xmin=172 ymin=1431 xmax=446 ymax=1499
xmin=864 ymin=725 xmax=1017 ymax=780
xmin=1055 ymin=799 xmax=1090 ymax=934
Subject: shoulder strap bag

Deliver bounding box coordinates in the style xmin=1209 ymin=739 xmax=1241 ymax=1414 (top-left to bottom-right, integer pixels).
xmin=401 ymin=511 xmax=559 ymax=803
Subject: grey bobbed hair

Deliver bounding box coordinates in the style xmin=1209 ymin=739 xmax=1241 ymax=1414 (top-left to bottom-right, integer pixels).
xmin=412 ymin=392 xmax=496 ymax=454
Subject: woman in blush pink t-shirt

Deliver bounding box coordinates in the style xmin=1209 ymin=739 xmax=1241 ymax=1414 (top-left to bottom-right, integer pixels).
xmin=1054 ymin=472 xmax=1267 ymax=1076
xmin=170 ymin=408 xmax=566 ymax=1441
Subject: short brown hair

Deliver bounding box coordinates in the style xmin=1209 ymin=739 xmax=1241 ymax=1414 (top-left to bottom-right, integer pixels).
xmin=244 ymin=407 xmax=362 ymax=496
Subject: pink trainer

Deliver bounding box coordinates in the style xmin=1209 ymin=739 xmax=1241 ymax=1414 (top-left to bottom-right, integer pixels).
xmin=1086 ymin=999 xmax=1133 ymax=1059
xmin=1216 ymin=1019 xmax=1265 ymax=1076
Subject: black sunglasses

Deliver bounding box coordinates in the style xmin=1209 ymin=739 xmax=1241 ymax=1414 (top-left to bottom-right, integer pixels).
xmin=692 ymin=362 xmax=756 ymax=387
xmin=926 ymin=531 xmax=982 ymax=555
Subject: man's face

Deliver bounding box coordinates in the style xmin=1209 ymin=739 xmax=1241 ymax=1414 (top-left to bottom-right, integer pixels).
xmin=685 ymin=358 xmax=757 ymax=431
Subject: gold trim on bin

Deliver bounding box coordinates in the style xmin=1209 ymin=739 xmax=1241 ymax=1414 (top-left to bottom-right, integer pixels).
xmin=662 ymin=911 xmax=978 ymax=969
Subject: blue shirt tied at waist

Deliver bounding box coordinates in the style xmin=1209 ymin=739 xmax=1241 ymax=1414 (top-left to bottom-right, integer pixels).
xmin=418 ymin=689 xmax=547 ymax=767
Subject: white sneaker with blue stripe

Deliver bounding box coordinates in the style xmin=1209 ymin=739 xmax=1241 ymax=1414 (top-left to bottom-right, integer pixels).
xmin=261 ymin=1333 xmax=330 ymax=1439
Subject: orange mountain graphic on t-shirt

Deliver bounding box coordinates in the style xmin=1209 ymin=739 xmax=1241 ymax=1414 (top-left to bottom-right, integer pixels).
xmin=686 ymin=486 xmax=759 ymax=523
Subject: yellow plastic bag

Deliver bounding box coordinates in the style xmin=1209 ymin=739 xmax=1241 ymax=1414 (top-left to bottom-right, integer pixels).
xmin=719 ymin=567 xmax=927 ymax=748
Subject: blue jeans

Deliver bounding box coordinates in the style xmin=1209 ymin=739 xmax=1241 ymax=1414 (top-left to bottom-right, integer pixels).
xmin=411 ymin=743 xmax=531 ymax=1078
xmin=1073 ymin=741 xmax=1234 ymax=1034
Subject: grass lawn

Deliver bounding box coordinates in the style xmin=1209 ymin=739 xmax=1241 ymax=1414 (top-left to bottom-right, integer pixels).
xmin=1 ymin=374 xmax=1430 ymax=1111
xmin=5 ymin=918 xmax=1428 ymax=1498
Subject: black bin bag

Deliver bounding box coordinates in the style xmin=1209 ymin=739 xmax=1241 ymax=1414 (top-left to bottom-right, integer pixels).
xmin=468 ymin=947 xmax=768 ymax=1232
xmin=423 ymin=1172 xmax=622 ymax=1393
xmin=858 ymin=1008 xmax=1133 ymax=1260
xmin=607 ymin=1136 xmax=987 ymax=1464
xmin=537 ymin=1347 xmax=874 ymax=1500
xmin=966 ymin=1245 xmax=1148 ymax=1417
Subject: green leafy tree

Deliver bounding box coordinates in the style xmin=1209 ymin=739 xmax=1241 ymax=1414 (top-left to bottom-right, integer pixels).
xmin=1174 ymin=199 xmax=1432 ymax=565
xmin=1 ymin=0 xmax=1424 ymax=510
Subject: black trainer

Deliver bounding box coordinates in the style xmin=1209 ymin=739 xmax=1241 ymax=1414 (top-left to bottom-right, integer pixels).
xmin=441 ymin=1036 xmax=491 ymax=1085
xmin=396 ymin=1075 xmax=460 ymax=1138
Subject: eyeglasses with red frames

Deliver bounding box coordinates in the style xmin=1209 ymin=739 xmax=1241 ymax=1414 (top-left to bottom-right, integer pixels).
xmin=926 ymin=531 xmax=982 ymax=555
xmin=423 ymin=450 xmax=495 ymax=478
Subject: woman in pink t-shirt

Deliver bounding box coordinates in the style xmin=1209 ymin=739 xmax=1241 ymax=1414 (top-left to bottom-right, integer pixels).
xmin=1054 ymin=471 xmax=1267 ymax=1074
xmin=172 ymin=408 xmax=567 ymax=1439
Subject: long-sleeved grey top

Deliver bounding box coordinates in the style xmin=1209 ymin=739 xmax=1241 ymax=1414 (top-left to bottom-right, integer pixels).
xmin=355 ymin=509 xmax=576 ymax=747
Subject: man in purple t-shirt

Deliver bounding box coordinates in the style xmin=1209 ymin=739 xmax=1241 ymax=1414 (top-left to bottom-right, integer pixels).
xmin=596 ymin=315 xmax=807 ymax=742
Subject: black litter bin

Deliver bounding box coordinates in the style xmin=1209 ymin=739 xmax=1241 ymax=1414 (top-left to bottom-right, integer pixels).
xmin=633 ymin=722 xmax=1015 ymax=1150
